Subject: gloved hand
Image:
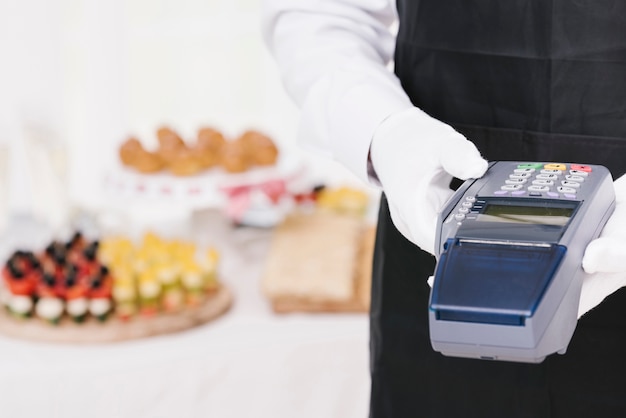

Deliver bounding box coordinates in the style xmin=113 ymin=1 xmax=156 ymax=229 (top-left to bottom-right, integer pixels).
xmin=369 ymin=107 xmax=488 ymax=254
xmin=579 ymin=174 xmax=626 ymax=318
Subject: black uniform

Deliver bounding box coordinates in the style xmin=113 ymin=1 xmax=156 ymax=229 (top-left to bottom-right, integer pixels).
xmin=370 ymin=1 xmax=626 ymax=417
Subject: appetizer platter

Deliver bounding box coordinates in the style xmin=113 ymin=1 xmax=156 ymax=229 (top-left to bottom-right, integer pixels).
xmin=0 ymin=232 xmax=232 ymax=344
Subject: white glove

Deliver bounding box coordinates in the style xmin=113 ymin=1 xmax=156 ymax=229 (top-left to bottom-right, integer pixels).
xmin=579 ymin=174 xmax=626 ymax=318
xmin=369 ymin=107 xmax=488 ymax=254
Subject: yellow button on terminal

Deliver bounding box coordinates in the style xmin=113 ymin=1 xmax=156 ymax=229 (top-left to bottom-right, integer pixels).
xmin=544 ymin=163 xmax=567 ymax=171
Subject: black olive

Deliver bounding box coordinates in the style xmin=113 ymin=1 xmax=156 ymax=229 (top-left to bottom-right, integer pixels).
xmin=11 ymin=250 xmax=24 ymax=260
xmin=83 ymin=242 xmax=99 ymax=261
xmin=6 ymin=258 xmax=18 ymax=271
xmin=67 ymin=264 xmax=78 ymax=275
xmin=65 ymin=231 xmax=84 ymax=249
xmin=43 ymin=273 xmax=56 ymax=286
xmin=53 ymin=252 xmax=67 ymax=265
xmin=30 ymin=259 xmax=41 ymax=271
xmin=65 ymin=265 xmax=78 ymax=287
xmin=45 ymin=243 xmax=56 ymax=257
xmin=72 ymin=231 xmax=83 ymax=243
xmin=8 ymin=264 xmax=24 ymax=279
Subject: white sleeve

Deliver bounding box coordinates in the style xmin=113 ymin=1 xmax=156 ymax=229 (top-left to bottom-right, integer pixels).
xmin=262 ymin=0 xmax=414 ymax=183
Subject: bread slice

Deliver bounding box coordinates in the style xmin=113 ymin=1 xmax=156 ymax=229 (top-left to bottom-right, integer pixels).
xmin=261 ymin=211 xmax=375 ymax=313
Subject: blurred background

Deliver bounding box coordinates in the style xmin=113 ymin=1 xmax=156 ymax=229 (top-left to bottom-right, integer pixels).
xmin=0 ymin=0 xmax=362 ymax=230
xmin=0 ymin=1 xmax=376 ymax=417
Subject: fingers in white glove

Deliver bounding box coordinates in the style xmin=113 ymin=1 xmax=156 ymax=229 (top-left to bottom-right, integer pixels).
xmin=582 ymin=237 xmax=626 ymax=274
xmin=613 ymin=172 xmax=626 ymax=201
xmin=582 ymin=196 xmax=626 ymax=273
xmin=579 ymin=174 xmax=626 ymax=317
xmin=387 ymin=180 xmax=454 ymax=254
xmin=370 ymin=107 xmax=488 ymax=254
xmin=440 ymin=138 xmax=489 ymax=180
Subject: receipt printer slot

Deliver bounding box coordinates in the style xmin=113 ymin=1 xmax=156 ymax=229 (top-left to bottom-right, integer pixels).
xmin=431 ymin=240 xmax=566 ymax=326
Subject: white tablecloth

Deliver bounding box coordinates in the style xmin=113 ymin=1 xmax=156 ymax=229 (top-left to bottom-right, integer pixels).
xmin=0 ymin=210 xmax=370 ymax=418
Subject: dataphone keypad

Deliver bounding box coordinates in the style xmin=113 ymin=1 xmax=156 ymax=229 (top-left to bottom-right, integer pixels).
xmin=494 ymin=163 xmax=591 ymax=198
xmin=448 ymin=163 xmax=592 ymax=223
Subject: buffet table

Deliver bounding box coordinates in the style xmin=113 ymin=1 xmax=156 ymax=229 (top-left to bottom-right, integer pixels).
xmin=0 ymin=210 xmax=370 ymax=418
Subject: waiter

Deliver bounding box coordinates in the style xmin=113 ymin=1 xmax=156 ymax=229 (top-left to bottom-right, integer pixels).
xmin=263 ymin=1 xmax=626 ymax=417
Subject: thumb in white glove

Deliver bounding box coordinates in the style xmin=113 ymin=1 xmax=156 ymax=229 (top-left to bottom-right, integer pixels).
xmin=579 ymin=173 xmax=626 ymax=318
xmin=370 ymin=107 xmax=488 ymax=254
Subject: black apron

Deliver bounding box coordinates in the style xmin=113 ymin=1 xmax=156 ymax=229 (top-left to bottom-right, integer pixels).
xmin=370 ymin=1 xmax=626 ymax=417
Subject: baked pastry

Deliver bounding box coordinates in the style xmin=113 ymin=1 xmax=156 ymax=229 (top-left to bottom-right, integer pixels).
xmin=119 ymin=137 xmax=144 ymax=166
xmin=156 ymin=126 xmax=186 ymax=164
xmin=253 ymin=144 xmax=279 ymax=166
xmin=197 ymin=127 xmax=226 ymax=152
xmin=132 ymin=149 xmax=165 ymax=173
xmin=219 ymin=141 xmax=250 ymax=173
xmin=190 ymin=147 xmax=219 ymax=169
xmin=237 ymin=130 xmax=279 ymax=166
xmin=157 ymin=126 xmax=185 ymax=149
xmin=118 ymin=126 xmax=279 ymax=175
xmin=194 ymin=127 xmax=226 ymax=169
xmin=167 ymin=148 xmax=204 ymax=176
xmin=119 ymin=136 xmax=164 ymax=173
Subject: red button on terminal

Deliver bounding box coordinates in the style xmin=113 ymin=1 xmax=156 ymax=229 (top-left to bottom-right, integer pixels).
xmin=571 ymin=164 xmax=592 ymax=172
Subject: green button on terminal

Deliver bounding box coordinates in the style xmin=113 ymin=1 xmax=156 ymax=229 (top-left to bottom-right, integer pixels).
xmin=517 ymin=163 xmax=544 ymax=170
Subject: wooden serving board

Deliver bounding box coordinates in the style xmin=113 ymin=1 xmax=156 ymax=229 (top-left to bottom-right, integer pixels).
xmin=0 ymin=286 xmax=233 ymax=344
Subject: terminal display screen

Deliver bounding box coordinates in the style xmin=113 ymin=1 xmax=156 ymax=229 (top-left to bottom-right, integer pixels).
xmin=478 ymin=203 xmax=575 ymax=226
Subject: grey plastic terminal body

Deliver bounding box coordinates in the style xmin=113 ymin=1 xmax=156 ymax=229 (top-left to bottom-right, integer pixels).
xmin=430 ymin=161 xmax=615 ymax=363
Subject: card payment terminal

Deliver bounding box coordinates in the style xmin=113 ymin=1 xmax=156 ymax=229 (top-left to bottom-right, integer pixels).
xmin=429 ymin=162 xmax=615 ymax=363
